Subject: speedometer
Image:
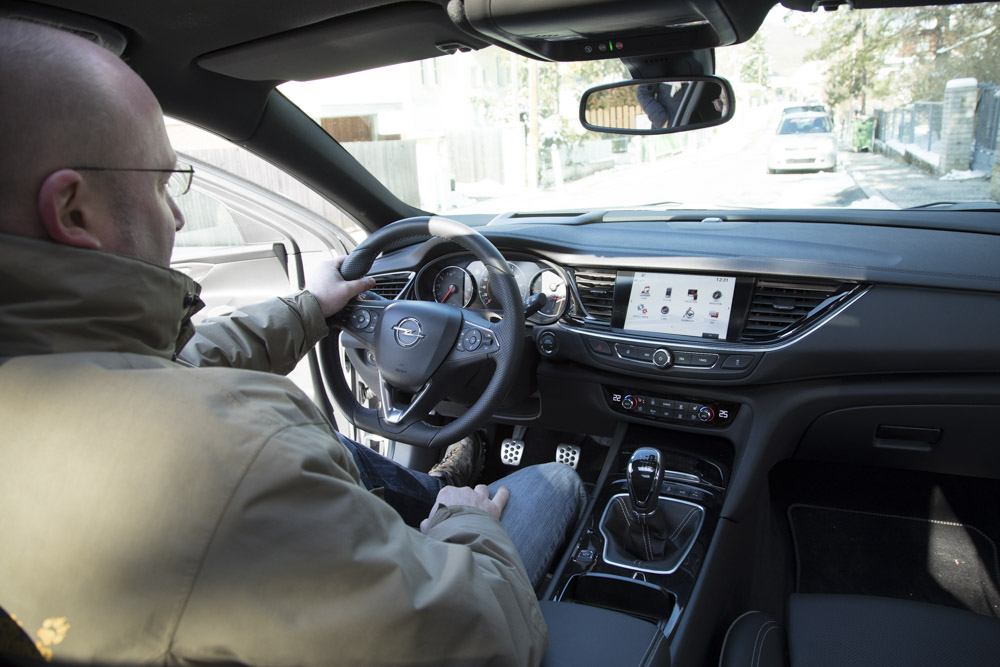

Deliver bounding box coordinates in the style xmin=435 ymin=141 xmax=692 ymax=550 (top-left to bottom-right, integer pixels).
xmin=529 ymin=270 xmax=567 ymax=319
xmin=432 ymin=266 xmax=475 ymax=307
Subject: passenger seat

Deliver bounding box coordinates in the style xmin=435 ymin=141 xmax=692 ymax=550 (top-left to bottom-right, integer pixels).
xmin=719 ymin=594 xmax=1000 ymax=667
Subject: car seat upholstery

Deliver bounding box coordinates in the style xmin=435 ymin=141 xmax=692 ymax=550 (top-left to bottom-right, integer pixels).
xmin=719 ymin=594 xmax=1000 ymax=667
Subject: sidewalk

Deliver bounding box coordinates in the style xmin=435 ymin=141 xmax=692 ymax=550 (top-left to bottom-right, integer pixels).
xmin=842 ymin=151 xmax=994 ymax=208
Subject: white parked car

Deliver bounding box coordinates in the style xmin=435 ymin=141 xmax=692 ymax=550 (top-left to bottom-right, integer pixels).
xmin=767 ymin=111 xmax=838 ymax=173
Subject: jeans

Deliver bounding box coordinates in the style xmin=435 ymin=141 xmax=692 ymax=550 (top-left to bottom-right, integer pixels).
xmin=339 ymin=434 xmax=588 ymax=588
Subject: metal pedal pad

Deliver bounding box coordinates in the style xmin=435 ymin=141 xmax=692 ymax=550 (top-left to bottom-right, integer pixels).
xmin=500 ymin=438 xmax=525 ymax=466
xmin=555 ymin=443 xmax=581 ymax=470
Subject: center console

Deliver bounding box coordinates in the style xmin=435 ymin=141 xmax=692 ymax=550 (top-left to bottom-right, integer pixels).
xmin=539 ymin=424 xmax=731 ymax=666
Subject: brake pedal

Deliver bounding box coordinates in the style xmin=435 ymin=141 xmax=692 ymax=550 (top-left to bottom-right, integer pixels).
xmin=500 ymin=438 xmax=525 ymax=466
xmin=555 ymin=443 xmax=581 ymax=470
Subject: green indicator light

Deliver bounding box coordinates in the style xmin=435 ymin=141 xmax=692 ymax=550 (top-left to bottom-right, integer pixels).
xmin=609 ymin=41 xmax=614 ymax=51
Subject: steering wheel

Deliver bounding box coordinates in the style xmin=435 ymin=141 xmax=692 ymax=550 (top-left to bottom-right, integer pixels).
xmin=322 ymin=217 xmax=525 ymax=448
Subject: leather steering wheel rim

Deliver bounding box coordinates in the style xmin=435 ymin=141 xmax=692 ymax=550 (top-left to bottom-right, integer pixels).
xmin=321 ymin=216 xmax=525 ymax=449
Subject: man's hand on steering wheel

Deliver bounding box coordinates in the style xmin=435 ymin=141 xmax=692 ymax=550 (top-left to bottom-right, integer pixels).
xmin=320 ymin=217 xmax=525 ymax=449
xmin=306 ymin=256 xmax=376 ymax=317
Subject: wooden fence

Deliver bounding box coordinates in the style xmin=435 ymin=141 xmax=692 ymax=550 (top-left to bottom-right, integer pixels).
xmin=585 ymin=105 xmax=641 ymax=130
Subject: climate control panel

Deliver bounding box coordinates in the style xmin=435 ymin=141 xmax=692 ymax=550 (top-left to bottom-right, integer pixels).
xmin=605 ymin=387 xmax=739 ymax=428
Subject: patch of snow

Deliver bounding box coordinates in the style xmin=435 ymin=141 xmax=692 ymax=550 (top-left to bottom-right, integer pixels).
xmin=885 ymin=139 xmax=907 ymax=155
xmin=946 ymin=77 xmax=978 ymax=90
xmin=939 ymin=169 xmax=989 ymax=181
xmin=904 ymin=144 xmax=941 ymax=168
xmin=848 ymin=196 xmax=898 ymax=210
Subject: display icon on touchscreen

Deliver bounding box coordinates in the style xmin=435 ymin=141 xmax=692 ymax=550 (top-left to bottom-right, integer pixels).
xmin=688 ymin=289 xmax=698 ymax=301
xmin=640 ymin=285 xmax=650 ymax=296
xmin=709 ymin=311 xmax=719 ymax=319
xmin=660 ymin=306 xmax=670 ymax=315
xmin=713 ymin=290 xmax=723 ymax=300
xmin=684 ymin=307 xmax=695 ymax=319
xmin=636 ymin=304 xmax=648 ymax=315
xmin=665 ymin=287 xmax=672 ymax=298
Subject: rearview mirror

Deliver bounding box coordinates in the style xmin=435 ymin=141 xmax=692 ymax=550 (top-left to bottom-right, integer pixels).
xmin=580 ymin=76 xmax=735 ymax=135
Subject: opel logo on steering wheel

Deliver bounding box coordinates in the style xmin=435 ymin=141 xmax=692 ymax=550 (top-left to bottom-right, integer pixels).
xmin=392 ymin=317 xmax=425 ymax=348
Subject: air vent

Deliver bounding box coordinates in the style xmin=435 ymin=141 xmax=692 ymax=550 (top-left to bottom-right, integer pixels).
xmin=573 ymin=267 xmax=617 ymax=323
xmin=740 ymin=280 xmax=850 ymax=342
xmin=370 ymin=271 xmax=413 ymax=300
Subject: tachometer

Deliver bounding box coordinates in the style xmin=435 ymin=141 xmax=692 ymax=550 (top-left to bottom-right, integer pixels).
xmin=432 ymin=266 xmax=475 ymax=307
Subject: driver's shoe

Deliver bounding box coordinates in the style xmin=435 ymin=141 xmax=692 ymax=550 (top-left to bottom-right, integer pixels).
xmin=429 ymin=434 xmax=485 ymax=488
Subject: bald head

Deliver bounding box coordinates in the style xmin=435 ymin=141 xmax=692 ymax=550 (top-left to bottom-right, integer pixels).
xmin=0 ymin=18 xmax=183 ymax=265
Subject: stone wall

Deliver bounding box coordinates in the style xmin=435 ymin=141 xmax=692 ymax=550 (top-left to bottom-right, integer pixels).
xmin=938 ymin=78 xmax=979 ymax=174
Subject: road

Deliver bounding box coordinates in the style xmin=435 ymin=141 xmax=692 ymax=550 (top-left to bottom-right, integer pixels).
xmin=451 ymin=104 xmax=955 ymax=214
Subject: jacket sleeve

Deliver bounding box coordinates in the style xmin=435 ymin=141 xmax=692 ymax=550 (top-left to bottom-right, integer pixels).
xmin=177 ymin=291 xmax=329 ymax=375
xmin=637 ymin=83 xmax=670 ymax=129
xmin=168 ymin=420 xmax=547 ymax=667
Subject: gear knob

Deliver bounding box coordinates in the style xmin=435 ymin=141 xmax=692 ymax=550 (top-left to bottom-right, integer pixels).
xmin=627 ymin=447 xmax=664 ymax=515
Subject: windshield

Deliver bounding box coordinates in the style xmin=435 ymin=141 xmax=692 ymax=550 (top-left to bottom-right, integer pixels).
xmin=279 ymin=4 xmax=999 ymax=213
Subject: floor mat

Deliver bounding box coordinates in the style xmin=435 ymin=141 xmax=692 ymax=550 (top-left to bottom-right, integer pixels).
xmin=789 ymin=503 xmax=1000 ymax=617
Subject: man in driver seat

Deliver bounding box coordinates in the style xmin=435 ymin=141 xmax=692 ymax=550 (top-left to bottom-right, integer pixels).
xmin=0 ymin=18 xmax=585 ymax=665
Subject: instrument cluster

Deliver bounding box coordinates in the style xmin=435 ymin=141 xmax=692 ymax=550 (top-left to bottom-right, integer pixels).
xmin=414 ymin=254 xmax=570 ymax=325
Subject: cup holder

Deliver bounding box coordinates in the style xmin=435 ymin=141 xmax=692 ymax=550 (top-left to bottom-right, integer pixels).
xmin=558 ymin=573 xmax=676 ymax=623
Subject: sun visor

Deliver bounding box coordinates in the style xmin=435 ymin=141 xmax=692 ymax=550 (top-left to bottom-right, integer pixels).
xmin=0 ymin=0 xmax=127 ymax=55
xmin=198 ymin=2 xmax=487 ymax=82
xmin=458 ymin=0 xmax=751 ymax=61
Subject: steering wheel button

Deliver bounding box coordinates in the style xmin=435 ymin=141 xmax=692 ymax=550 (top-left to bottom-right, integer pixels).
xmin=351 ymin=309 xmax=372 ymax=329
xmin=463 ymin=329 xmax=483 ymax=350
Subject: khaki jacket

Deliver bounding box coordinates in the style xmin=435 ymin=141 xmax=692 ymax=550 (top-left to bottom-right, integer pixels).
xmin=0 ymin=235 xmax=545 ymax=666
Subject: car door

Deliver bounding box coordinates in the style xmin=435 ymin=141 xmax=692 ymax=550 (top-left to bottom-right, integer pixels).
xmin=170 ymin=155 xmax=356 ymax=406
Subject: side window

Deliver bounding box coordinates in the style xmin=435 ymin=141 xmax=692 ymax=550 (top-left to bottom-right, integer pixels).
xmin=164 ymin=116 xmax=364 ymax=245
xmin=173 ymin=188 xmax=246 ymax=247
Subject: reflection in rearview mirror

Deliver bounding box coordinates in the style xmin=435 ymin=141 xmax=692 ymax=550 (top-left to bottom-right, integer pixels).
xmin=580 ymin=77 xmax=735 ymax=135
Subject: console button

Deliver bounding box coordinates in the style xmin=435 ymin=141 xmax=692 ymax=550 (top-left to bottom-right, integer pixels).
xmin=689 ymin=353 xmax=719 ymax=368
xmin=537 ymin=331 xmax=558 ymax=355
xmin=587 ymin=338 xmax=613 ymax=355
xmin=616 ymin=344 xmax=653 ymax=360
xmin=673 ymin=350 xmax=694 ymax=365
xmin=652 ymin=348 xmax=672 ymax=368
xmin=722 ymin=354 xmax=754 ymax=370
xmin=621 ymin=395 xmax=637 ymax=411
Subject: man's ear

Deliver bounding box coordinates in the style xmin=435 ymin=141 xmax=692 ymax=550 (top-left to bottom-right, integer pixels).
xmin=36 ymin=169 xmax=107 ymax=250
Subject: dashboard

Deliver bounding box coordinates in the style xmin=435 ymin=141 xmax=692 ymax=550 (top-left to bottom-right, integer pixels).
xmin=361 ymin=211 xmax=1000 ymax=477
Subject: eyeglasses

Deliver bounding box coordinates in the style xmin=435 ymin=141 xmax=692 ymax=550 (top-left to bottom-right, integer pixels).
xmin=69 ymin=166 xmax=195 ymax=197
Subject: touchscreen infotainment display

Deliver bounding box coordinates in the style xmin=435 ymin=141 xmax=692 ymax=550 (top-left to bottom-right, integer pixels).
xmin=622 ymin=271 xmax=738 ymax=340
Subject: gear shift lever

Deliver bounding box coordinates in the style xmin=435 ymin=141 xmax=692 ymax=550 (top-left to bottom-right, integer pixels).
xmin=627 ymin=447 xmax=664 ymax=515
xmin=602 ymin=446 xmax=704 ymax=566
